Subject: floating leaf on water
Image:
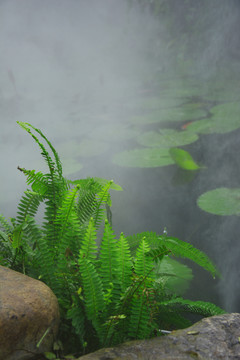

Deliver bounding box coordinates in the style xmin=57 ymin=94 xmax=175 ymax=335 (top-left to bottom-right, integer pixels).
xmin=62 ymin=158 xmax=83 ymax=176
xmin=183 ymin=119 xmax=211 ymax=134
xmin=197 ymin=188 xmax=240 ymax=216
xmin=187 ymin=102 xmax=240 ymax=134
xmin=129 ymin=104 xmax=207 ymax=125
xmin=137 ymin=128 xmax=198 ymax=148
xmin=210 ymin=102 xmax=240 ymax=133
xmin=112 ymin=148 xmax=175 ymax=168
xmin=169 ymin=148 xmax=201 ymax=170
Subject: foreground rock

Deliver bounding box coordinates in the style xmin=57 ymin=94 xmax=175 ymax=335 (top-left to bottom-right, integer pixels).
xmin=0 ymin=266 xmax=60 ymax=360
xmin=78 ymin=313 xmax=240 ymax=360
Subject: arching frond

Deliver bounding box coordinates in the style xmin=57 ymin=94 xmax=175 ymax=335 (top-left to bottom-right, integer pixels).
xmin=161 ymin=236 xmax=218 ymax=278
xmin=158 ymin=297 xmax=226 ymax=318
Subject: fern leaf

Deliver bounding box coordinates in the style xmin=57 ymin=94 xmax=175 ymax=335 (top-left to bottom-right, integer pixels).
xmin=0 ymin=216 xmax=14 ymax=267
xmin=161 ymin=236 xmax=218 ymax=278
xmin=99 ymin=220 xmax=119 ymax=291
xmin=116 ymin=232 xmax=132 ymax=292
xmin=17 ymin=122 xmax=56 ymax=175
xmin=75 ymin=178 xmax=101 ymax=227
xmin=17 ymin=167 xmax=49 ymax=196
xmin=158 ymin=297 xmax=226 ymax=318
xmin=16 ymin=190 xmax=41 ymax=224
xmin=17 ymin=122 xmax=66 ymax=182
xmin=126 ymin=231 xmax=158 ymax=255
xmin=80 ymin=218 xmax=98 ymax=261
xmin=135 ymin=238 xmax=154 ymax=279
xmin=128 ymin=293 xmax=154 ymax=339
xmin=55 ymin=185 xmax=80 ymax=240
xmin=93 ymin=181 xmax=113 ymax=228
xmin=78 ymin=257 xmax=105 ymax=341
xmin=66 ymin=296 xmax=86 ymax=346
xmin=0 ymin=214 xmax=14 ymax=233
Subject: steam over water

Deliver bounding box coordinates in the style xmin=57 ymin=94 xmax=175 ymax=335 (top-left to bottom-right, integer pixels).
xmin=1 ymin=0 xmax=240 ymax=312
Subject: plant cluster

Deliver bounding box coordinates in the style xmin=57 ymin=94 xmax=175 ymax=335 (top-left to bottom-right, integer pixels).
xmin=0 ymin=122 xmax=225 ymax=357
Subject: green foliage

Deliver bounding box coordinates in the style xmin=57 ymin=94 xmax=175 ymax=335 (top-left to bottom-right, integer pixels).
xmin=113 ymin=147 xmax=174 ymax=168
xmin=0 ymin=122 xmax=225 ymax=357
xmin=197 ymin=187 xmax=240 ymax=216
xmin=137 ymin=128 xmax=199 ymax=148
xmin=169 ymin=148 xmax=201 ymax=170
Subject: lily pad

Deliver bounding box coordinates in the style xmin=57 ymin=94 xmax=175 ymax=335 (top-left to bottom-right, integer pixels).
xmin=129 ymin=104 xmax=207 ymax=125
xmin=197 ymin=187 xmax=240 ymax=216
xmin=137 ymin=129 xmax=198 ymax=148
xmin=169 ymin=148 xmax=201 ymax=170
xmin=187 ymin=102 xmax=240 ymax=134
xmin=113 ymin=148 xmax=175 ymax=168
xmin=62 ymin=158 xmax=83 ymax=176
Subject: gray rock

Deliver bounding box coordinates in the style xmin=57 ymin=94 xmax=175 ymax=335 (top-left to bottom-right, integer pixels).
xmin=0 ymin=265 xmax=60 ymax=360
xmin=77 ymin=313 xmax=240 ymax=360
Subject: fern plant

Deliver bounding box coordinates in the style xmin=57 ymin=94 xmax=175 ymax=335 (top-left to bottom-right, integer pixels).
xmin=0 ymin=122 xmax=225 ymax=357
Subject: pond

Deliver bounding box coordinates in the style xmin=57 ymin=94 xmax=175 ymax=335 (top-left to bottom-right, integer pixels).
xmin=0 ymin=0 xmax=240 ymax=313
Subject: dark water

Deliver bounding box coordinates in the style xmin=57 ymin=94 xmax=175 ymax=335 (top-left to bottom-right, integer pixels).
xmin=1 ymin=0 xmax=240 ymax=313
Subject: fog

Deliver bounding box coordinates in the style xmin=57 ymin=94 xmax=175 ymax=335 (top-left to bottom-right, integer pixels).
xmin=1 ymin=0 xmax=240 ymax=312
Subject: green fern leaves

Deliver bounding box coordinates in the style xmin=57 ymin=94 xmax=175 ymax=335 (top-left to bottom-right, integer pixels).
xmin=0 ymin=122 xmax=226 ymax=356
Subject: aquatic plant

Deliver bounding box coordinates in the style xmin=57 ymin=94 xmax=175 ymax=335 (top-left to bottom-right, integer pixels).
xmin=0 ymin=122 xmax=225 ymax=356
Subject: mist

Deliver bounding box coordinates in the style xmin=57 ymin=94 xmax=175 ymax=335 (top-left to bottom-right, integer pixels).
xmin=1 ymin=0 xmax=240 ymax=313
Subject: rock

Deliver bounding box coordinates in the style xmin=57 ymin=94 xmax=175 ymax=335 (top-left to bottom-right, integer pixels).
xmin=0 ymin=265 xmax=60 ymax=360
xmin=77 ymin=313 xmax=240 ymax=360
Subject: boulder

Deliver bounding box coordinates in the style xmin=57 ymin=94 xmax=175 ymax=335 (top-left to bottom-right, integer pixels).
xmin=77 ymin=313 xmax=240 ymax=360
xmin=0 ymin=265 xmax=60 ymax=360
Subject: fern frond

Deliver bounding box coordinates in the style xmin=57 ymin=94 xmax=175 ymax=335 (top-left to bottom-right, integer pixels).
xmin=0 ymin=215 xmax=14 ymax=267
xmin=75 ymin=179 xmax=101 ymax=227
xmin=80 ymin=217 xmax=98 ymax=261
xmin=27 ymin=123 xmax=64 ymax=179
xmin=67 ymin=296 xmax=86 ymax=346
xmin=130 ymin=231 xmax=218 ymax=278
xmin=93 ymin=181 xmax=113 ymax=228
xmin=99 ymin=220 xmax=119 ymax=291
xmin=55 ymin=185 xmax=81 ymax=241
xmin=17 ymin=122 xmax=56 ymax=175
xmin=116 ymin=232 xmax=132 ymax=292
xmin=158 ymin=297 xmax=226 ymax=318
xmin=92 ymin=177 xmax=123 ymax=191
xmin=161 ymin=236 xmax=218 ymax=278
xmin=126 ymin=231 xmax=158 ymax=255
xmin=78 ymin=256 xmax=105 ymax=342
xmin=33 ymin=235 xmax=56 ymax=290
xmin=0 ymin=214 xmax=14 ymax=233
xmin=128 ymin=292 xmax=155 ymax=339
xmin=17 ymin=167 xmax=49 ymax=196
xmin=17 ymin=122 xmax=66 ymax=182
xmin=135 ymin=238 xmax=154 ymax=279
xmin=16 ymin=190 xmax=41 ymax=224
